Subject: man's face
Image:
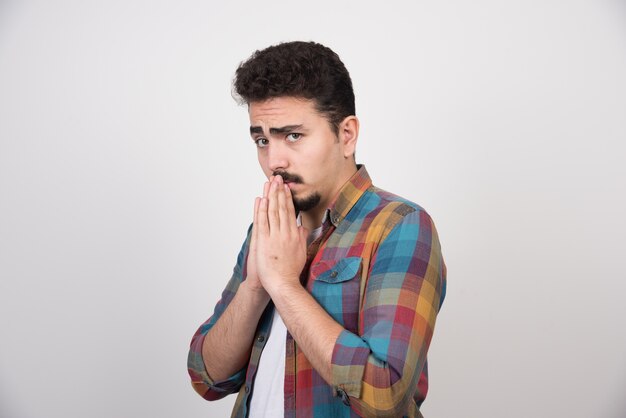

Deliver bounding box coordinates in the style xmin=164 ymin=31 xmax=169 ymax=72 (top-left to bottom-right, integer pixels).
xmin=249 ymin=96 xmax=351 ymax=213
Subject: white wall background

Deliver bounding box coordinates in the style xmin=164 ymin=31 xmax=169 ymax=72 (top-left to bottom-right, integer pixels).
xmin=1 ymin=1 xmax=625 ymax=417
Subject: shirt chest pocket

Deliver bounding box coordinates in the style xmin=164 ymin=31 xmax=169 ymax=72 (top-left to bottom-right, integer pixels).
xmin=309 ymin=257 xmax=362 ymax=333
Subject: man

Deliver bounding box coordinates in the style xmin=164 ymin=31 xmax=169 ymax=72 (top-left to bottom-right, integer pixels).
xmin=188 ymin=41 xmax=446 ymax=418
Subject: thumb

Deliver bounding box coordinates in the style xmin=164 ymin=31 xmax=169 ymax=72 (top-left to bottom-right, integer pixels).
xmin=298 ymin=226 xmax=309 ymax=243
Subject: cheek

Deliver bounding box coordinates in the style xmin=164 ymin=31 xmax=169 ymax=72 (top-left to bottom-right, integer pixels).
xmin=257 ymin=154 xmax=271 ymax=177
xmin=307 ymin=145 xmax=339 ymax=170
xmin=301 ymin=149 xmax=335 ymax=185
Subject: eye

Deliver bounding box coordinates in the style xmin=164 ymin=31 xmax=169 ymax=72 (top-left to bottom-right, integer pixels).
xmin=286 ymin=133 xmax=302 ymax=143
xmin=254 ymin=138 xmax=269 ymax=148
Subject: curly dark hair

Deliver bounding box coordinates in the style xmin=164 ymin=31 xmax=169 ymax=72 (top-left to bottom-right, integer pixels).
xmin=233 ymin=41 xmax=355 ymax=134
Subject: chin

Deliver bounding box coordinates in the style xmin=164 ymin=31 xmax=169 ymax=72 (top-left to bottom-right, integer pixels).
xmin=293 ymin=192 xmax=321 ymax=213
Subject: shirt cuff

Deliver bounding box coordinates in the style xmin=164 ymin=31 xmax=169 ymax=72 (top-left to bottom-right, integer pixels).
xmin=330 ymin=329 xmax=371 ymax=399
xmin=188 ymin=332 xmax=246 ymax=398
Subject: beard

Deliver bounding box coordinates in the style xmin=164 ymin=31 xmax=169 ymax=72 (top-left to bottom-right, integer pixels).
xmin=293 ymin=192 xmax=321 ymax=213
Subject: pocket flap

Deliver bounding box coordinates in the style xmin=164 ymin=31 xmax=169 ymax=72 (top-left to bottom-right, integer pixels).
xmin=311 ymin=257 xmax=362 ymax=283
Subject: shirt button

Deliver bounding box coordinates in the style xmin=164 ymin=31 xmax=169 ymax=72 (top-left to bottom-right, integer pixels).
xmin=245 ymin=385 xmax=250 ymax=394
xmin=330 ymin=271 xmax=338 ymax=278
xmin=257 ymin=335 xmax=265 ymax=343
xmin=336 ymin=387 xmax=350 ymax=406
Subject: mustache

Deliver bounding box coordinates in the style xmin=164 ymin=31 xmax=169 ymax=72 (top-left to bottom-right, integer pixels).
xmin=272 ymin=171 xmax=303 ymax=184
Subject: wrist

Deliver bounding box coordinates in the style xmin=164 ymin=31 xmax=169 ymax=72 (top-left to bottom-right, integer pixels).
xmin=239 ymin=280 xmax=271 ymax=305
xmin=265 ymin=277 xmax=303 ymax=302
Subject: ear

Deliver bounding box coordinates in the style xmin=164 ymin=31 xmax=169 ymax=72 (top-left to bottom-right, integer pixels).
xmin=338 ymin=116 xmax=359 ymax=159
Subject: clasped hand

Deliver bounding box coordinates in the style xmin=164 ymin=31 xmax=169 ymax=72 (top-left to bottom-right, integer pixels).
xmin=245 ymin=175 xmax=308 ymax=297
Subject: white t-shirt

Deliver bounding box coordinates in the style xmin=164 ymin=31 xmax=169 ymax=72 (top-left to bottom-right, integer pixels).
xmin=248 ymin=308 xmax=288 ymax=417
xmin=249 ymin=220 xmax=324 ymax=418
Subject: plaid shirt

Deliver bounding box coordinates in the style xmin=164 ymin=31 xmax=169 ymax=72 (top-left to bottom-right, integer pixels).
xmin=188 ymin=165 xmax=447 ymax=417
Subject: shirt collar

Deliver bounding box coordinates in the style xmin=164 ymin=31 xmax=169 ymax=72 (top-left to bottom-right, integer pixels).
xmin=327 ymin=164 xmax=372 ymax=227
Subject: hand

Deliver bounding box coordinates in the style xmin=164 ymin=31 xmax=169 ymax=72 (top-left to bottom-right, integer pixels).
xmin=254 ymin=175 xmax=308 ymax=296
xmin=244 ymin=181 xmax=272 ymax=294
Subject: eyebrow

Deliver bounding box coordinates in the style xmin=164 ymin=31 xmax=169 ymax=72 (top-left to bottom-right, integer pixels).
xmin=249 ymin=124 xmax=304 ymax=136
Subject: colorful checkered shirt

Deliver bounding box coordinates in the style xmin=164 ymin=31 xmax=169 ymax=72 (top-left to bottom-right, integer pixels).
xmin=188 ymin=165 xmax=447 ymax=417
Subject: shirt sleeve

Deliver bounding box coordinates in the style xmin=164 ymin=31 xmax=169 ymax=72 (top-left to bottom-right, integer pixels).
xmin=187 ymin=226 xmax=252 ymax=401
xmin=330 ymin=209 xmax=446 ymax=417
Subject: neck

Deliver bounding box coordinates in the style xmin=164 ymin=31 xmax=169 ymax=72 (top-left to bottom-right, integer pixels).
xmin=300 ymin=207 xmax=326 ymax=231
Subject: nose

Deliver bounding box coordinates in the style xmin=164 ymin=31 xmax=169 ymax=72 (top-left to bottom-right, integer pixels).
xmin=267 ymin=141 xmax=289 ymax=173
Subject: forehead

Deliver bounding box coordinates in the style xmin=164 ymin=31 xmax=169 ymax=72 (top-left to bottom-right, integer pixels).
xmin=248 ymin=97 xmax=320 ymax=126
